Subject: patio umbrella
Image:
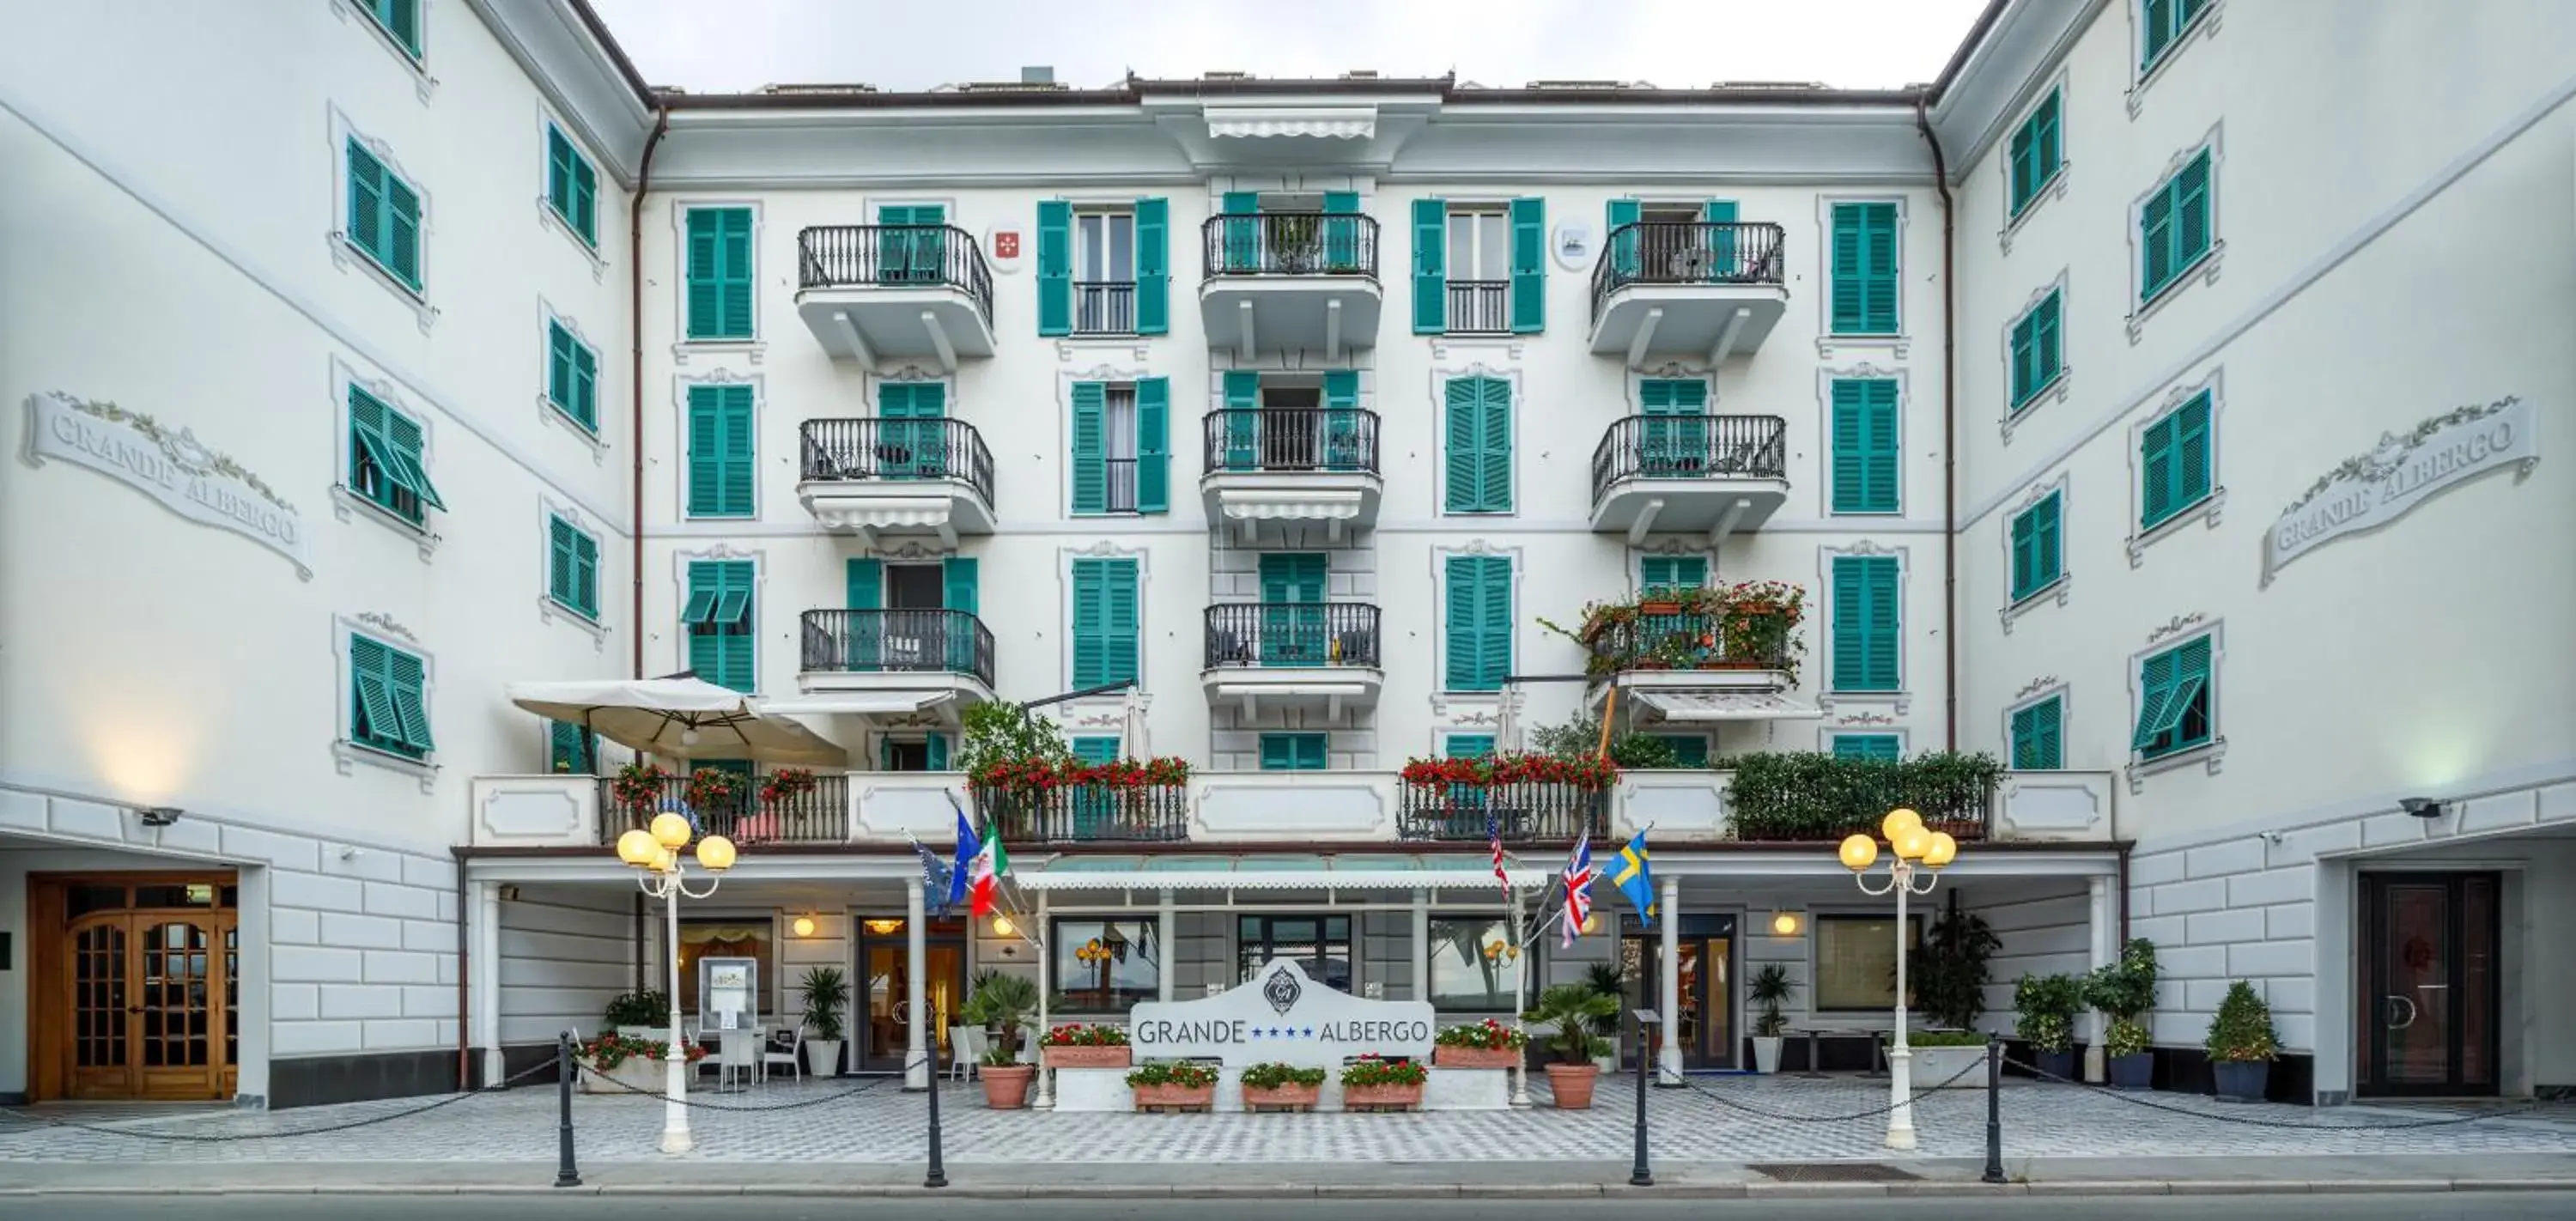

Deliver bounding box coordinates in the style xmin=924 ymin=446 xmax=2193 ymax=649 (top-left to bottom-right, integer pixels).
xmin=506 ymin=677 xmax=849 ymax=767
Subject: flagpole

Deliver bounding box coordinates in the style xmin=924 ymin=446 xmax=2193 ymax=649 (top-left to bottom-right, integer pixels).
xmin=1508 ymin=883 xmax=1531 ymax=1109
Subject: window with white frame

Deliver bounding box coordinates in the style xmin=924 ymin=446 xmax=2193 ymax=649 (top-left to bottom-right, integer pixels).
xmin=1074 ymin=208 xmax=1137 ymax=335
xmin=1445 ymin=205 xmax=1511 ymax=332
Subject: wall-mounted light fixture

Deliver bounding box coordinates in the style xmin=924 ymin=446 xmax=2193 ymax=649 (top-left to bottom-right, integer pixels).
xmin=865 ymin=919 xmax=902 ymax=936
xmin=137 ymin=807 xmax=184 ymax=827
xmin=792 ymin=914 xmax=817 ymax=938
xmin=992 ymin=914 xmax=1017 ymax=938
xmin=2400 ymin=798 xmax=2443 ymax=820
xmin=1771 ymin=912 xmax=1801 ymax=937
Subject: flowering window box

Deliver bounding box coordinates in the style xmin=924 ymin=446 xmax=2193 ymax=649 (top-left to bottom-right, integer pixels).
xmin=1431 ymin=1018 xmax=1527 ymax=1069
xmin=1340 ymin=1055 xmax=1427 ymax=1112
xmin=1126 ymin=1060 xmax=1218 ymax=1113
xmin=1041 ymin=1022 xmax=1132 ymax=1067
xmin=1432 ymin=1045 xmax=1519 ymax=1069
xmin=1043 ymin=1044 xmax=1133 ymax=1068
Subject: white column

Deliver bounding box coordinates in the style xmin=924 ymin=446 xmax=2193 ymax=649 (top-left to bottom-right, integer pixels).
xmin=1034 ymin=890 xmax=1056 ymax=1109
xmin=904 ymin=877 xmax=927 ymax=1090
xmin=474 ymin=881 xmax=504 ymax=1088
xmin=1410 ymin=891 xmax=1430 ymax=1002
xmin=2085 ymin=874 xmax=2117 ymax=1084
xmin=1658 ymin=875 xmax=1682 ymax=1084
xmin=1158 ymin=889 xmax=1177 ymax=1003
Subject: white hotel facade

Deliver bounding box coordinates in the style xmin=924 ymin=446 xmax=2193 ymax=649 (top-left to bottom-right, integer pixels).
xmin=1 ymin=0 xmax=2568 ymax=1109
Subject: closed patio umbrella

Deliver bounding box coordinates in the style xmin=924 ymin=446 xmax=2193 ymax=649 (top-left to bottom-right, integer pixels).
xmin=506 ymin=676 xmax=849 ymax=767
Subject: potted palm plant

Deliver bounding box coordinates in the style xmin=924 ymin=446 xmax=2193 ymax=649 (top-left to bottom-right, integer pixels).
xmin=2012 ymin=972 xmax=2084 ymax=1082
xmin=1525 ymin=983 xmax=1619 ymax=1109
xmin=2084 ymin=938 xmax=2160 ymax=1089
xmin=961 ymin=969 xmax=1039 ymax=1108
xmin=798 ymin=966 xmax=848 ymax=1078
xmin=2205 ymin=981 xmax=2279 ymax=1103
xmin=1747 ymin=963 xmax=1795 ymax=1074
xmin=1583 ymin=961 xmax=1626 ymax=1073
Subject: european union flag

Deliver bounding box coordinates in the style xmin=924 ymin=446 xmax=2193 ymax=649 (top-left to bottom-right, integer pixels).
xmin=1612 ymin=831 xmax=1655 ymax=926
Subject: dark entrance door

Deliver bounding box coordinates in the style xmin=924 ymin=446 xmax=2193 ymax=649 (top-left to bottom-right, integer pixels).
xmin=854 ymin=916 xmax=966 ymax=1073
xmin=2360 ymin=872 xmax=2500 ymax=1097
xmin=1617 ymin=914 xmax=1735 ymax=1070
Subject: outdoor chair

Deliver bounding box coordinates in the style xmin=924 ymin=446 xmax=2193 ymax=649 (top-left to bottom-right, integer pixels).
xmin=714 ymin=1028 xmax=759 ymax=1091
xmin=950 ymin=1025 xmax=992 ymax=1081
xmin=762 ymin=1025 xmax=803 ymax=1084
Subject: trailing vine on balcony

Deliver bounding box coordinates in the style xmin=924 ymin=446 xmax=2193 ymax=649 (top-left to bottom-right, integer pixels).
xmin=1724 ymin=750 xmax=2002 ymax=841
xmin=1536 ymin=580 xmax=1808 ymax=683
xmin=1399 ymin=751 xmax=1619 ymax=792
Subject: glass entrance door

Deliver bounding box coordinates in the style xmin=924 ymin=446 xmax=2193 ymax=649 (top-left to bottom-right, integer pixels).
xmin=65 ymin=911 xmax=234 ymax=1101
xmin=1616 ymin=914 xmax=1736 ymax=1070
xmin=855 ymin=919 xmax=965 ymax=1072
xmin=2360 ymin=873 xmax=2499 ymax=1097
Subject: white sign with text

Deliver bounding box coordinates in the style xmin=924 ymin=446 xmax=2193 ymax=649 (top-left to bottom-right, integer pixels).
xmin=1126 ymin=957 xmax=1434 ymax=1066
xmin=25 ymin=391 xmax=313 ymax=578
xmin=2262 ymin=396 xmax=2538 ymax=586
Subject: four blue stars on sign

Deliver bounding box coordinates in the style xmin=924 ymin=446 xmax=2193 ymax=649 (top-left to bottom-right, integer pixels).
xmin=1247 ymin=1025 xmax=1319 ymax=1039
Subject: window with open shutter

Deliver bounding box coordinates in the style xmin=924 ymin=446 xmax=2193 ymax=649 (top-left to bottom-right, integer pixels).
xmin=1411 ymin=197 xmax=1448 ymax=333
xmin=1443 ymin=555 xmax=1510 ymax=692
xmin=1069 ymin=381 xmax=1107 ymax=513
xmin=2142 ymin=0 xmax=2208 ymax=70
xmin=684 ymin=561 xmax=756 ymax=693
xmin=1829 ymin=379 xmax=1899 ymax=514
xmin=1830 ymin=554 xmax=1899 ymax=693
xmin=368 ymin=0 xmax=422 ymax=58
xmin=2132 ymin=635 xmax=2213 ymax=758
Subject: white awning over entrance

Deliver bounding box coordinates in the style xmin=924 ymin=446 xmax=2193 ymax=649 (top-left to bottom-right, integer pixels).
xmin=1632 ymin=689 xmax=1823 ymax=722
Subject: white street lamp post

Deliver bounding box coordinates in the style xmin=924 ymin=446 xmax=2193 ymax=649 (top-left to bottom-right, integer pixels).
xmin=617 ymin=812 xmax=738 ymax=1156
xmin=1839 ymin=807 xmax=1958 ymax=1152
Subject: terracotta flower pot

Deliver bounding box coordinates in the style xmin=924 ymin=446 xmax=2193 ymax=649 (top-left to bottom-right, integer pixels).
xmin=1131 ymin=1083 xmax=1215 ymax=1111
xmin=980 ymin=1063 xmax=1035 ymax=1109
xmin=1043 ymin=1044 xmax=1133 ymax=1069
xmin=1433 ymin=1045 xmax=1519 ymax=1069
xmin=1242 ymin=1083 xmax=1320 ymax=1111
xmin=1341 ymin=1083 xmax=1424 ymax=1111
xmin=1545 ymin=1062 xmax=1602 ymax=1109
xmin=1637 ymin=601 xmax=1683 ymax=617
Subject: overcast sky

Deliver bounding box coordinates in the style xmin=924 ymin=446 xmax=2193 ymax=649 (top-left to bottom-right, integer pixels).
xmin=587 ymin=0 xmax=1994 ymax=94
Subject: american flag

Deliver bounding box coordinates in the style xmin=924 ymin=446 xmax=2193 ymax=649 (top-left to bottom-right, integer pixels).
xmin=1561 ymin=833 xmax=1595 ymax=950
xmin=1486 ymin=809 xmax=1510 ymax=902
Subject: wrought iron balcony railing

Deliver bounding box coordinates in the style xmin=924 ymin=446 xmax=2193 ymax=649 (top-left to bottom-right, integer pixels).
xmin=799 ymin=609 xmax=995 ymax=689
xmin=1588 ymin=221 xmax=1789 ymax=325
xmin=1201 ymin=408 xmax=1380 ymax=475
xmin=1444 ymin=281 xmax=1510 ymax=334
xmin=1203 ymin=603 xmax=1382 ymax=669
xmin=975 ymin=785 xmax=1190 ymax=844
xmin=1589 ymin=414 xmax=1789 ymax=503
xmin=1201 ymin=212 xmax=1380 ymax=278
xmin=1583 ymin=608 xmax=1795 ymax=677
xmin=797 ymin=224 xmax=995 ymax=327
xmin=596 ymin=773 xmax=849 ymax=846
xmin=799 ymin=417 xmax=996 ymax=505
xmin=1397 ymin=783 xmax=1607 ymax=846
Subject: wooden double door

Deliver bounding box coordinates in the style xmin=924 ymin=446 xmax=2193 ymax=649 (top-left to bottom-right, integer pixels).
xmin=32 ymin=874 xmax=239 ymax=1102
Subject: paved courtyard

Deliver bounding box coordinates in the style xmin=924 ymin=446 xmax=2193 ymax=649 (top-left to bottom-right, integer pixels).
xmin=4 ymin=1074 xmax=2573 ymax=1166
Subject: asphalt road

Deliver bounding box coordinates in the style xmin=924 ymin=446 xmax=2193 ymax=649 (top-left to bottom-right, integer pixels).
xmin=3 ymin=1194 xmax=2567 ymax=1220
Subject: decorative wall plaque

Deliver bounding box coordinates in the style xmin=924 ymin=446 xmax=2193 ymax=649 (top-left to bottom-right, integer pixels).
xmin=2262 ymin=396 xmax=2537 ymax=586
xmin=25 ymin=392 xmax=313 ymax=578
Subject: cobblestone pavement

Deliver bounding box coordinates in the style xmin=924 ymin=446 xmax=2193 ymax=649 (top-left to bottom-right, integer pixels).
xmin=5 ymin=1073 xmax=2576 ymax=1165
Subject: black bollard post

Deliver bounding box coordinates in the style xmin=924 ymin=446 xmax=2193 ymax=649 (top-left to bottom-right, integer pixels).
xmin=1628 ymin=1013 xmax=1654 ymax=1188
xmin=554 ymin=1030 xmax=582 ymax=1188
xmin=1982 ymin=1034 xmax=2005 ymax=1185
xmin=924 ymin=1046 xmax=948 ymax=1189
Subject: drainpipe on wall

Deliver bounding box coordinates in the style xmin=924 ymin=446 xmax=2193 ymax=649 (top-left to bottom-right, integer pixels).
xmin=1913 ymin=94 xmax=1959 ymax=753
xmin=630 ymin=107 xmax=671 ymax=683
xmin=452 ymin=847 xmax=471 ymax=1089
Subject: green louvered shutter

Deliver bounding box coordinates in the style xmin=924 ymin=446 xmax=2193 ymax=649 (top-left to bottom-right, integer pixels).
xmin=548 ymin=321 xmax=576 ymax=415
xmin=924 ymin=733 xmax=950 ymax=772
xmin=715 ymin=208 xmax=753 ymax=336
xmin=2174 ymin=151 xmax=2212 ymax=274
xmin=1443 ymin=378 xmax=1481 ymax=512
xmin=1444 ymin=555 xmax=1510 ymax=691
xmin=1477 ymin=377 xmax=1512 ymax=513
xmin=1260 ymin=734 xmax=1319 ymax=771
xmin=383 ymin=172 xmax=422 ymax=289
xmin=382 ymin=410 xmax=444 ymax=510
xmin=1220 ymin=191 xmax=1259 ymax=272
xmin=1830 ymin=380 xmax=1898 ymax=513
xmin=386 ymin=647 xmax=433 ymax=753
xmin=572 ymin=529 xmax=598 ymax=616
xmin=716 ymin=384 xmax=755 ymax=516
xmin=549 ymin=515 xmax=580 ymax=607
xmin=1259 ymin=553 xmax=1326 ymax=666
xmin=1639 ymin=556 xmax=1706 ymax=593
xmin=1508 ymin=197 xmax=1546 ymax=333
xmin=943 ymin=556 xmax=980 ymax=673
xmin=1447 ymin=734 xmax=1496 ymax=759
xmin=549 ymin=720 xmax=595 ymax=774
xmin=546 ymin=126 xmax=574 ymax=229
xmin=2174 ymin=392 xmax=2212 ymax=507
xmin=686 ymin=386 xmax=723 ymax=515
xmin=569 ymin=147 xmax=598 ymax=246
xmin=1133 ymin=197 xmax=1169 ymax=335
xmin=2034 ymin=493 xmax=2062 ymax=592
xmin=1828 ymin=203 xmax=1867 ymax=334
xmin=1036 ymin=200 xmax=1072 ymax=337
xmin=685 ymin=210 xmax=721 ymax=337
xmin=686 ymin=561 xmax=755 ymax=693
xmin=1858 ymin=203 xmax=1896 ymax=333
xmin=1832 ymin=554 xmax=1899 ymax=693
xmin=1411 ymin=197 xmax=1447 ymax=333
xmin=1703 ymin=198 xmax=1738 ymax=281
xmin=2141 ymin=411 xmax=2179 ymax=527
xmin=1221 ymin=370 xmax=1261 ymax=471
xmin=843 ymin=557 xmax=882 ymax=670
xmin=2141 ymin=186 xmax=2175 ymax=298
xmin=1833 ymin=734 xmax=1899 ymax=762
xmin=845 ymin=558 xmax=882 ymax=610
xmin=376 ymin=0 xmax=422 ymax=57
xmin=1322 ymin=369 xmax=1362 ymax=471
xmin=348 ymin=142 xmax=385 ymax=266
xmin=2033 ymin=292 xmax=2061 ymax=395
xmin=2012 ymin=698 xmax=2062 ymax=770
xmin=349 ymin=635 xmax=402 ymax=753
xmin=1069 ymin=382 xmax=1106 ymax=513
xmin=1104 ymin=558 xmax=1139 ymax=686
xmin=569 ymin=337 xmax=598 ymax=428
xmin=1134 ymin=376 xmax=1170 ymax=513
xmin=1652 ymin=735 xmax=1709 ymax=768
xmin=2010 ymin=506 xmax=2038 ymax=600
xmin=1071 ymin=559 xmax=1108 ymax=688
xmin=1322 ymin=191 xmax=1361 ymax=270
xmin=1607 ymin=198 xmax=1641 ymax=282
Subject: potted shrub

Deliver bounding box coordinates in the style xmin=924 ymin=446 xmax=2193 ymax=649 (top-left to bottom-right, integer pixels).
xmin=1125 ymin=1059 xmax=1219 ymax=1112
xmin=1747 ymin=963 xmax=1795 ymax=1074
xmin=2012 ymin=972 xmax=2084 ymax=1082
xmin=2205 ymin=981 xmax=2280 ymax=1103
xmin=1895 ymin=1030 xmax=1991 ymax=1088
xmin=1041 ymin=1022 xmax=1133 ymax=1069
xmin=604 ymin=989 xmax=669 ymax=1040
xmin=1583 ymin=962 xmax=1626 ymax=1073
xmin=1339 ymin=1055 xmax=1428 ymax=1111
xmin=960 ymin=969 xmax=1039 ymax=1108
xmin=1239 ymin=1060 xmax=1327 ymax=1112
xmin=1897 ymin=911 xmax=1999 ymax=1085
xmin=1525 ymin=983 xmax=1618 ymax=1109
xmin=575 ymin=1033 xmax=704 ymax=1095
xmin=1432 ymin=1018 xmax=1526 ymax=1069
xmin=2084 ymin=938 xmax=2160 ymax=1089
xmin=798 ymin=966 xmax=848 ymax=1078
xmin=608 ymin=762 xmax=668 ymax=820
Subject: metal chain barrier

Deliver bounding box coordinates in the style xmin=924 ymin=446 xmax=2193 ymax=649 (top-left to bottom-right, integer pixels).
xmin=1663 ymin=1054 xmax=1991 ymax=1123
xmin=2003 ymin=1054 xmax=2553 ymax=1132
xmin=568 ymin=1057 xmax=914 ymax=1111
xmin=0 ymin=1055 xmax=562 ymax=1143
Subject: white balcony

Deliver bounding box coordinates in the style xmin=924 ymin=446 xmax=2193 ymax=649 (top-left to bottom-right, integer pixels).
xmin=1198 ymin=213 xmax=1382 ymax=361
xmin=1199 ymin=409 xmax=1383 ymax=542
xmin=795 ymin=418 xmax=996 ymax=545
xmin=1588 ymin=415 xmax=1791 ymax=544
xmin=1587 ymin=222 xmax=1789 ymax=367
xmin=794 ymin=225 xmax=995 ymax=371
xmin=1200 ymin=603 xmax=1385 ymax=721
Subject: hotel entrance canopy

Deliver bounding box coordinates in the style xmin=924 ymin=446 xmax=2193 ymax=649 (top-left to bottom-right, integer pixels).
xmin=1016 ymin=853 xmax=1552 ymax=894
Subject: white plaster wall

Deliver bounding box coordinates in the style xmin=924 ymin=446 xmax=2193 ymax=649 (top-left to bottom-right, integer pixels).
xmin=1967 ymin=881 xmax=2093 ymax=1032
xmin=496 ymin=884 xmax=635 ymax=1046
xmin=638 ymin=179 xmax=1950 ymax=766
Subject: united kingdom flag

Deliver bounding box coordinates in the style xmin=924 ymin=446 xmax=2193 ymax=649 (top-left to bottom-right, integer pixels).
xmin=1560 ymin=833 xmax=1595 ymax=949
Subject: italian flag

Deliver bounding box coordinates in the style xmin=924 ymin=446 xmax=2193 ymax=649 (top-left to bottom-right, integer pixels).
xmin=968 ymin=822 xmax=1008 ymax=917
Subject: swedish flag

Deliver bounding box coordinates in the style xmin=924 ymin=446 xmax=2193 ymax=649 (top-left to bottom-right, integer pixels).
xmin=1612 ymin=831 xmax=1655 ymax=926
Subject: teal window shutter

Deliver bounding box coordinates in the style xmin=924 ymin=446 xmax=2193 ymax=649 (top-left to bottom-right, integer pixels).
xmin=1071 ymin=737 xmax=1120 ymax=766
xmin=1220 ymin=370 xmax=1261 ymax=471
xmin=1069 ymin=381 xmax=1106 ymax=513
xmin=1134 ymin=377 xmax=1170 ymax=513
xmin=1036 ymin=200 xmax=1072 ymax=337
xmin=2141 ymin=151 xmax=2209 ymax=302
xmin=2141 ymin=411 xmax=2177 ymax=527
xmin=1104 ymin=558 xmax=1139 ymax=686
xmin=546 ymin=321 xmax=579 ymax=422
xmin=1703 ymin=199 xmax=1739 ymax=280
xmin=1443 ymin=555 xmax=1510 ymax=691
xmin=686 ymin=561 xmax=756 ymax=693
xmin=685 ymin=208 xmax=753 ymax=339
xmin=1133 ymin=197 xmax=1169 ymax=335
xmin=380 ymin=409 xmax=443 ymax=511
xmin=370 ymin=0 xmax=422 ymax=58
xmin=1508 ymin=197 xmax=1546 ymax=333
xmin=548 ymin=720 xmax=596 ymax=774
xmin=548 ymin=514 xmax=600 ymax=617
xmin=1829 ymin=379 xmax=1899 ymax=513
xmin=1322 ymin=191 xmax=1361 ymax=270
xmin=568 ymin=332 xmax=598 ymax=429
xmin=2011 ymin=696 xmax=2063 ymax=770
xmin=2008 ymin=91 xmax=2063 ymax=218
xmin=1260 ymin=733 xmax=1328 ymax=771
xmin=386 ymin=647 xmax=433 ymax=754
xmin=348 ymin=386 xmax=440 ymax=522
xmin=1607 ymin=198 xmax=1641 ymax=281
xmin=2142 ymin=0 xmax=2206 ymax=68
xmin=2132 ymin=635 xmax=2212 ymax=757
xmin=1638 ymin=378 xmax=1708 ymax=471
xmin=1830 ymin=554 xmax=1900 ymax=693
xmin=1219 ymin=191 xmax=1259 ymax=272
xmin=1446 ymin=734 xmax=1496 ymax=760
xmin=1411 ymin=197 xmax=1447 ymax=333
xmin=345 ymin=140 xmax=422 ymax=291
xmin=716 ymin=208 xmax=753 ymax=337
xmin=926 ymin=733 xmax=951 ymax=772
xmin=1832 ymin=734 xmax=1901 ymax=762
xmin=1829 ymin=202 xmax=1897 ymax=336
xmin=1443 ymin=377 xmax=1510 ymax=513
xmin=686 ymin=384 xmax=754 ymax=518
xmin=1640 ymin=556 xmax=1707 ymax=592
xmin=1070 ymin=557 xmax=1139 ymax=688
xmin=545 ymin=125 xmax=598 ymax=246
xmin=1650 ymin=734 xmax=1709 ymax=768
xmin=1321 ymin=370 xmax=1361 ymax=471
xmin=845 ymin=558 xmax=882 ymax=610
xmin=349 ymin=635 xmax=429 ymax=757
xmin=1258 ymin=553 xmax=1326 ymax=666
xmin=942 ymin=557 xmax=979 ymax=615
xmin=2140 ymin=391 xmax=2211 ymax=529
xmin=843 ymin=557 xmax=882 ymax=671
xmin=2010 ymin=493 xmax=2062 ymax=602
xmin=2010 ymin=289 xmax=2062 ymax=410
